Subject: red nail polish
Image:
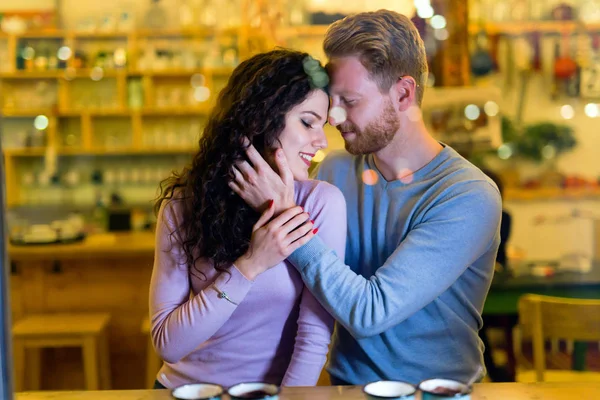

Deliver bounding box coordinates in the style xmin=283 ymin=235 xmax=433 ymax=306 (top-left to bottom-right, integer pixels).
xmin=311 ymin=220 xmax=315 ymax=224
xmin=268 ymin=199 xmax=274 ymax=208
xmin=313 ymin=228 xmax=319 ymax=234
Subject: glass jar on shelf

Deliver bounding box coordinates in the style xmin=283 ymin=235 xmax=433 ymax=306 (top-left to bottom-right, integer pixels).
xmin=178 ymin=0 xmax=195 ymax=29
xmin=144 ymin=0 xmax=168 ymax=29
xmin=128 ymin=79 xmax=144 ymax=109
xmin=287 ymin=0 xmax=309 ymax=26
xmin=198 ymin=0 xmax=217 ymax=27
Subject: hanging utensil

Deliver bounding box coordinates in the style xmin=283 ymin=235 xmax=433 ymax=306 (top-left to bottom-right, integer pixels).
xmin=471 ymin=30 xmax=495 ymax=77
xmin=580 ymin=33 xmax=600 ymax=99
xmin=540 ymin=33 xmax=553 ymax=98
xmin=554 ymin=29 xmax=578 ymax=99
xmin=514 ymin=34 xmax=534 ymax=125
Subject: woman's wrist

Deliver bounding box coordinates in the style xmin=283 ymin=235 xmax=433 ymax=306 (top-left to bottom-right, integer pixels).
xmin=233 ymin=256 xmax=261 ymax=281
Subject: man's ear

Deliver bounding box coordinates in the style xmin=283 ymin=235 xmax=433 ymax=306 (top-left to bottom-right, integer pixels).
xmin=390 ymin=76 xmax=418 ymax=112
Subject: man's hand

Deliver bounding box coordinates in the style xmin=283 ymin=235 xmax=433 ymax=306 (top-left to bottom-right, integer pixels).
xmin=229 ymin=142 xmax=296 ymax=214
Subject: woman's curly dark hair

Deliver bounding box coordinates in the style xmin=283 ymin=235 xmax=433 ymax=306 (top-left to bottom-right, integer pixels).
xmin=154 ymin=49 xmax=327 ymax=277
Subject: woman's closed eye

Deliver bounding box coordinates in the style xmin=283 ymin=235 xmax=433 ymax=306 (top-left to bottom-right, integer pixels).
xmin=301 ymin=119 xmax=314 ymax=129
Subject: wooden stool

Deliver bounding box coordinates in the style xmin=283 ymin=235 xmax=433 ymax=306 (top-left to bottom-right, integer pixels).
xmin=141 ymin=317 xmax=162 ymax=389
xmin=12 ymin=313 xmax=111 ymax=391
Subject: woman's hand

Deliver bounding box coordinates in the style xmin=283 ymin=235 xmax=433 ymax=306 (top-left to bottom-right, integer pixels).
xmin=234 ymin=202 xmax=316 ymax=281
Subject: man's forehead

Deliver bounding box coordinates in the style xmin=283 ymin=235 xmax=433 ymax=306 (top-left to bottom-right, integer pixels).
xmin=327 ymin=62 xmax=373 ymax=96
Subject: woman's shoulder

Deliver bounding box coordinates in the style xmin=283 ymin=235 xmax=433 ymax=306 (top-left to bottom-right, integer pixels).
xmin=294 ymin=179 xmax=346 ymax=213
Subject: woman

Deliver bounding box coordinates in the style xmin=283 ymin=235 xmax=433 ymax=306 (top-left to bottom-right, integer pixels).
xmin=150 ymin=49 xmax=347 ymax=389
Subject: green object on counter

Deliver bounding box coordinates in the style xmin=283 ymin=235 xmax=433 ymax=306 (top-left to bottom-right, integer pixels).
xmin=516 ymin=122 xmax=577 ymax=163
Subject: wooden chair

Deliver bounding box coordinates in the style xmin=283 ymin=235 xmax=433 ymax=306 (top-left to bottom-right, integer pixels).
xmin=517 ymin=294 xmax=600 ymax=382
xmin=141 ymin=317 xmax=162 ymax=389
xmin=12 ymin=313 xmax=111 ymax=391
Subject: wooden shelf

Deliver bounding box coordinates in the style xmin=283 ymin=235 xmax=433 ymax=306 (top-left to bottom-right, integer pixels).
xmin=71 ymin=31 xmax=131 ymax=39
xmin=60 ymin=108 xmax=130 ymax=117
xmin=469 ymin=21 xmax=600 ymax=35
xmin=3 ymin=147 xmax=196 ymax=157
xmin=11 ymin=30 xmax=65 ymax=39
xmin=0 ymin=26 xmax=253 ymax=207
xmin=140 ymin=106 xmax=210 ymax=116
xmin=1 ymin=108 xmax=57 ymax=117
xmin=0 ymin=71 xmax=61 ymax=79
xmin=135 ymin=28 xmax=217 ymax=38
xmin=505 ymin=187 xmax=600 ymax=201
xmin=0 ymin=69 xmax=124 ymax=79
xmin=0 ymin=27 xmax=239 ymax=40
xmin=70 ymin=68 xmax=124 ymax=78
xmin=3 ymin=148 xmax=47 ymax=156
xmin=129 ymin=67 xmax=234 ymax=76
xmin=278 ymin=25 xmax=329 ymax=36
xmin=0 ymin=68 xmax=231 ymax=79
xmin=2 ymin=107 xmax=210 ymax=117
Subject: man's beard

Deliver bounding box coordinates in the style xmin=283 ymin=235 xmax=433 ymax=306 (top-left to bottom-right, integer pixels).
xmin=339 ymin=100 xmax=400 ymax=155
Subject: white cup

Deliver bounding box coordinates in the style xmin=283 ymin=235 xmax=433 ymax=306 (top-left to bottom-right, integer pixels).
xmin=419 ymin=378 xmax=472 ymax=399
xmin=363 ymin=380 xmax=416 ymax=400
xmin=171 ymin=383 xmax=224 ymax=400
xmin=227 ymin=382 xmax=280 ymax=400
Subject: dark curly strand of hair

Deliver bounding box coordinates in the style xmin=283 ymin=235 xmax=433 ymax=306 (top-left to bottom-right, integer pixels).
xmin=154 ymin=49 xmax=327 ymax=277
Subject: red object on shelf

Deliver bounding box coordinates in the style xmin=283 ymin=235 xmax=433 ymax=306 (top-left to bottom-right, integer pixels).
xmin=554 ymin=57 xmax=578 ymax=79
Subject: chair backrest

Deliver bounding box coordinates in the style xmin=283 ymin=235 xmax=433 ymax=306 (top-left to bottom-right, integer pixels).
xmin=518 ymin=294 xmax=600 ymax=381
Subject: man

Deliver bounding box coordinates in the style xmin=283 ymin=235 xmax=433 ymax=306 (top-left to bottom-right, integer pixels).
xmin=230 ymin=9 xmax=502 ymax=385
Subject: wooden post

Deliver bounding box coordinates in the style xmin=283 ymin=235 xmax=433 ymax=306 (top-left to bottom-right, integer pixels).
xmin=431 ymin=0 xmax=471 ymax=87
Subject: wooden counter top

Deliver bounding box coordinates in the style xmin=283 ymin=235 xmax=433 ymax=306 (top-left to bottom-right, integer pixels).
xmin=14 ymin=382 xmax=600 ymax=400
xmin=8 ymin=231 xmax=156 ymax=262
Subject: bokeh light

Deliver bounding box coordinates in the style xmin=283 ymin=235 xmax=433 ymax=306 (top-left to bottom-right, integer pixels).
xmin=430 ymin=15 xmax=447 ymax=29
xmin=90 ymin=67 xmax=104 ymax=81
xmin=362 ymin=169 xmax=379 ymax=186
xmin=398 ymin=168 xmax=415 ymax=184
xmin=329 ymin=106 xmax=347 ymax=125
xmin=417 ymin=5 xmax=434 ymax=19
xmin=194 ymin=86 xmax=211 ymax=102
xmin=22 ymin=46 xmax=35 ymax=60
xmin=497 ymin=144 xmax=513 ymax=160
xmin=542 ymin=145 xmax=557 ymax=160
xmin=584 ymin=103 xmax=599 ymax=118
xmin=434 ymin=29 xmax=449 ymax=41
xmin=57 ymin=46 xmax=72 ymax=61
xmin=34 ymin=115 xmax=49 ymax=130
xmin=114 ymin=48 xmax=127 ymax=67
xmin=560 ymin=105 xmax=574 ymax=120
xmin=313 ymin=150 xmax=326 ymax=163
xmin=464 ymin=104 xmax=481 ymax=121
xmin=484 ymin=101 xmax=499 ymax=117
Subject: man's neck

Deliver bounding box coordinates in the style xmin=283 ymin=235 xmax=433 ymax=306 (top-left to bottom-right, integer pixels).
xmin=372 ymin=124 xmax=443 ymax=182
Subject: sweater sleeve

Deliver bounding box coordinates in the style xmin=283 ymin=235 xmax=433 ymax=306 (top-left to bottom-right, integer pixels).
xmin=287 ymin=181 xmax=501 ymax=339
xmin=281 ymin=182 xmax=347 ymax=386
xmin=149 ymin=201 xmax=254 ymax=363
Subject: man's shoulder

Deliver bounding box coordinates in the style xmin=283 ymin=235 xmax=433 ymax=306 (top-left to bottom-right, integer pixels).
xmin=434 ymin=147 xmax=500 ymax=196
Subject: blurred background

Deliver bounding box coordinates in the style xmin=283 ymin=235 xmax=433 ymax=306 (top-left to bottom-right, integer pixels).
xmin=1 ymin=0 xmax=599 ymax=392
